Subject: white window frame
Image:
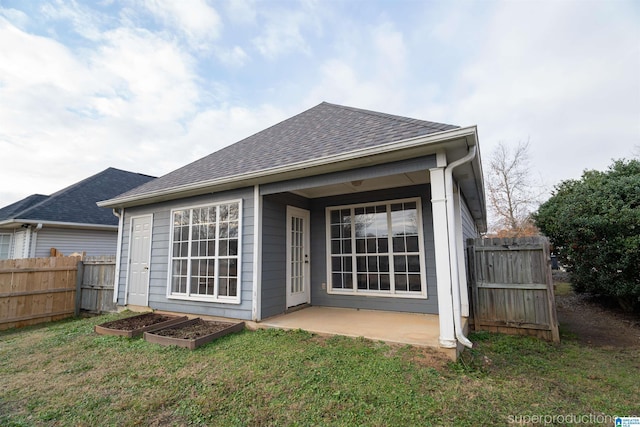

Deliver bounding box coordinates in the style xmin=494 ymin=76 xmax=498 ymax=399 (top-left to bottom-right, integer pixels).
xmin=325 ymin=197 xmax=428 ymax=299
xmin=166 ymin=199 xmax=242 ymax=304
xmin=0 ymin=233 xmax=11 ymax=260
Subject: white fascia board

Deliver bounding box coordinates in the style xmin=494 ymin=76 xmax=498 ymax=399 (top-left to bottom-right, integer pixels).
xmin=5 ymin=219 xmax=118 ymax=231
xmin=0 ymin=219 xmax=18 ymax=228
xmin=99 ymin=126 xmax=479 ymax=208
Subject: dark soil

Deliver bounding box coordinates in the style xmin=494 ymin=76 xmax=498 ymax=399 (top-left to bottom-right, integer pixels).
xmin=152 ymin=318 xmax=236 ymax=339
xmin=99 ymin=313 xmax=175 ymax=331
xmin=555 ymin=292 xmax=640 ymax=348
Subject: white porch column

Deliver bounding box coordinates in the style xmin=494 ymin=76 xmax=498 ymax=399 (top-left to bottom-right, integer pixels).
xmin=429 ymin=166 xmax=456 ymax=348
xmin=252 ymin=184 xmax=263 ymax=321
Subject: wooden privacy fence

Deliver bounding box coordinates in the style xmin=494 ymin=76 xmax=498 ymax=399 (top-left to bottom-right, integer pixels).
xmin=467 ymin=237 xmax=560 ymax=342
xmin=80 ymin=255 xmax=116 ymax=313
xmin=0 ymin=257 xmax=81 ymax=330
xmin=0 ymin=255 xmax=117 ymax=331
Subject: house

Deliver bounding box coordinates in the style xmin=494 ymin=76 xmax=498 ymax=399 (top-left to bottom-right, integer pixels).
xmin=0 ymin=168 xmax=155 ymax=259
xmin=98 ymin=102 xmax=487 ymax=356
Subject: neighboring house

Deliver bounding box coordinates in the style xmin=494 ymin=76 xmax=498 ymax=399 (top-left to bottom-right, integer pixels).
xmin=99 ymin=102 xmax=487 ymax=353
xmin=0 ymin=168 xmax=155 ymax=259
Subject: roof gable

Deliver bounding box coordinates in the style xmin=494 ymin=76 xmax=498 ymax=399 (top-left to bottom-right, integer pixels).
xmin=0 ymin=168 xmax=155 ymax=226
xmin=114 ymin=102 xmax=458 ymax=201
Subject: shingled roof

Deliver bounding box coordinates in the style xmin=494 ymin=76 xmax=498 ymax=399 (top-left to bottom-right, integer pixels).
xmin=0 ymin=168 xmax=155 ymax=226
xmin=112 ymin=102 xmax=458 ymax=201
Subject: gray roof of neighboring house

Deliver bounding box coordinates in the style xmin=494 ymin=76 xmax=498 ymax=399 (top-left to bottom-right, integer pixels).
xmin=113 ymin=102 xmax=459 ymax=201
xmin=0 ymin=168 xmax=155 ymax=226
xmin=0 ymin=194 xmax=49 ymax=221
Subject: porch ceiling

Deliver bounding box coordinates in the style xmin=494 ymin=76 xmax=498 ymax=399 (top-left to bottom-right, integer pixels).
xmin=290 ymin=170 xmax=430 ymax=198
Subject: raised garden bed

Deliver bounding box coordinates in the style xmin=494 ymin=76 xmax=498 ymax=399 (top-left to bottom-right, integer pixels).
xmin=94 ymin=312 xmax=188 ymax=338
xmin=143 ymin=318 xmax=244 ymax=350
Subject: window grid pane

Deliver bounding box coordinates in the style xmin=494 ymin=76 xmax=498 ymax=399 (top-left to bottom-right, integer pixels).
xmin=329 ymin=200 xmax=423 ymax=295
xmin=170 ymin=203 xmax=240 ymax=300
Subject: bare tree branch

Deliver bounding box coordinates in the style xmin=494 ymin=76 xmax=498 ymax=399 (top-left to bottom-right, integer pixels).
xmin=486 ymin=140 xmax=543 ymax=235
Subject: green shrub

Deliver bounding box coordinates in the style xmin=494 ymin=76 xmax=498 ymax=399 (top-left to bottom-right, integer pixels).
xmin=533 ymin=159 xmax=640 ymax=310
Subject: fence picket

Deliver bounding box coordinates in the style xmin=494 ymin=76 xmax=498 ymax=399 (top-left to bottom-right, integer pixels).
xmin=467 ymin=237 xmax=560 ymax=342
xmin=0 ymin=255 xmax=117 ymax=330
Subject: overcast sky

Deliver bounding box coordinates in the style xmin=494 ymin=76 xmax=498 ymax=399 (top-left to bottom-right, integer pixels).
xmin=0 ymin=0 xmax=638 ymax=210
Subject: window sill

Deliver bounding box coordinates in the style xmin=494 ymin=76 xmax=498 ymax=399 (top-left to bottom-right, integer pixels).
xmin=327 ymin=289 xmax=427 ymax=299
xmin=167 ymin=294 xmax=241 ymax=305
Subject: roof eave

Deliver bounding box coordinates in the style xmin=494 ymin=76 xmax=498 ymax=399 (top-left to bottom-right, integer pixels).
xmin=0 ymin=219 xmax=118 ymax=231
xmin=448 ymin=128 xmax=487 ymax=233
xmin=99 ymin=126 xmax=483 ymax=209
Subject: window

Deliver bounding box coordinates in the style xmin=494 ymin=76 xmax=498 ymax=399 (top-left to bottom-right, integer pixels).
xmin=0 ymin=234 xmax=10 ymax=259
xmin=327 ymin=198 xmax=427 ymax=298
xmin=168 ymin=201 xmax=241 ymax=303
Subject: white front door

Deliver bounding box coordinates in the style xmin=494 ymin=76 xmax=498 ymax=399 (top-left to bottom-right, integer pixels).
xmin=127 ymin=215 xmax=152 ymax=306
xmin=286 ymin=206 xmax=310 ymax=308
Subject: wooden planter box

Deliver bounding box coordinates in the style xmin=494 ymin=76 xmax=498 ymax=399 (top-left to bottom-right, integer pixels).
xmin=94 ymin=313 xmax=189 ymax=338
xmin=143 ymin=318 xmax=245 ymax=350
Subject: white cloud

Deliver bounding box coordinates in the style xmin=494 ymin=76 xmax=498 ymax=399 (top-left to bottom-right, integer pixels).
xmin=181 ymin=104 xmax=287 ymax=160
xmin=0 ymin=7 xmax=29 ymax=29
xmin=252 ymin=6 xmax=319 ymax=59
xmin=447 ymin=1 xmax=640 ymax=186
xmin=372 ymin=22 xmax=406 ymax=73
xmin=92 ymin=27 xmax=200 ymax=122
xmin=305 ymin=22 xmax=409 ymax=111
xmin=0 ymin=16 xmax=94 ymax=92
xmin=226 ymin=0 xmax=256 ymax=25
xmin=39 ymin=0 xmax=109 ymax=41
xmin=141 ymin=0 xmax=222 ymax=48
xmin=0 ymin=15 xmax=204 ymax=206
xmin=305 ymin=60 xmax=385 ymax=108
xmin=215 ymin=45 xmax=249 ymax=67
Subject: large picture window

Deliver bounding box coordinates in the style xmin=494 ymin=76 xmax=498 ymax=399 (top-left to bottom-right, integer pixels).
xmin=169 ymin=201 xmax=241 ymax=303
xmin=327 ymin=198 xmax=427 ymax=298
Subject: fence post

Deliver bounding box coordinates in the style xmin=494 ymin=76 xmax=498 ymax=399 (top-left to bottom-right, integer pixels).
xmin=75 ymin=260 xmax=84 ymax=317
xmin=543 ymin=240 xmax=561 ymax=342
xmin=467 ymin=238 xmax=479 ymax=331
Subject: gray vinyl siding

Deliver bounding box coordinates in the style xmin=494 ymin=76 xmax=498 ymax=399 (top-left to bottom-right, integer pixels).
xmin=261 ymin=193 xmax=311 ymax=319
xmin=310 ymin=185 xmax=438 ymax=314
xmin=33 ymin=228 xmax=117 ymax=257
xmin=459 ymin=192 xmax=479 ymax=295
xmin=117 ymin=188 xmax=255 ymax=320
xmin=460 ymin=193 xmax=479 ymax=242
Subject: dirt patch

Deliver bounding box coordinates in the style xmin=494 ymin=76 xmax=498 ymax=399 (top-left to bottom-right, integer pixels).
xmin=401 ymin=346 xmax=451 ymax=369
xmin=151 ymin=318 xmax=236 ymax=339
xmin=382 ymin=342 xmax=450 ymax=370
xmin=98 ymin=313 xmax=175 ymax=331
xmin=555 ymin=291 xmax=640 ymax=347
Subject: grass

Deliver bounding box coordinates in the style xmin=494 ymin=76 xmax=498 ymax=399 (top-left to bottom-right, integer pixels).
xmin=554 ymin=282 xmax=573 ymax=296
xmin=1 ymin=313 xmax=637 ymax=426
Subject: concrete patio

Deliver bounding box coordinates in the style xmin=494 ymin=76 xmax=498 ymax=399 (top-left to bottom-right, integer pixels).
xmin=258 ymin=306 xmax=444 ymax=351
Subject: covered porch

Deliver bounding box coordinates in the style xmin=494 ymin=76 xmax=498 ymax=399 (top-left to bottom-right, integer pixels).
xmin=254 ymin=133 xmax=483 ymax=359
xmin=258 ymin=306 xmax=459 ymax=359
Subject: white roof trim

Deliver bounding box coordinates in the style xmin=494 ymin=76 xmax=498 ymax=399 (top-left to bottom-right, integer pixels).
xmin=99 ymin=126 xmax=479 ymax=208
xmin=0 ymin=219 xmax=118 ymax=230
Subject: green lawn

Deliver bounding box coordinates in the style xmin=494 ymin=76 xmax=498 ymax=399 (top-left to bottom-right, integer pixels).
xmin=0 ymin=312 xmax=636 ymax=426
